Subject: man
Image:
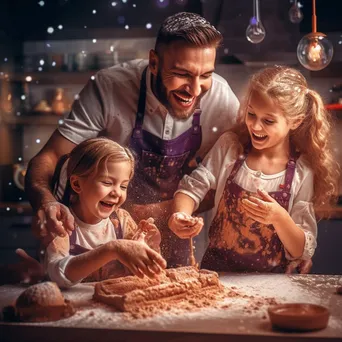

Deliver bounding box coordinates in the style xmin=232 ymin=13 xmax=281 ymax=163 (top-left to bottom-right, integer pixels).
xmin=25 ymin=12 xmax=240 ymax=267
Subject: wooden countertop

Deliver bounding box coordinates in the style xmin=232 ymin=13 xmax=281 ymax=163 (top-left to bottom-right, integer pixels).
xmin=1 ymin=273 xmax=342 ymax=342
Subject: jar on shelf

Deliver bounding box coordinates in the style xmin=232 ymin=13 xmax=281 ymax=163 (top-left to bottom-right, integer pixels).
xmin=51 ymin=88 xmax=69 ymax=116
xmin=0 ymin=76 xmax=13 ymax=113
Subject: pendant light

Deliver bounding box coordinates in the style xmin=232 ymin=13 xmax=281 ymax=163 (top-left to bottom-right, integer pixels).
xmin=246 ymin=0 xmax=266 ymax=44
xmin=297 ymin=0 xmax=333 ymax=71
xmin=289 ymin=0 xmax=303 ymax=24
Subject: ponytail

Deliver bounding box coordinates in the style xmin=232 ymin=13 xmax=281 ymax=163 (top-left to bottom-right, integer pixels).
xmin=292 ymin=89 xmax=340 ymax=207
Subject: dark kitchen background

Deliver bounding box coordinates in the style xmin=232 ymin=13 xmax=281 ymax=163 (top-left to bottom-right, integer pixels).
xmin=0 ymin=0 xmax=341 ymax=273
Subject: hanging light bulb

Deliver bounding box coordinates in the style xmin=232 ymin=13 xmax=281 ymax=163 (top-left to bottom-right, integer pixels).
xmin=289 ymin=0 xmax=303 ymax=24
xmin=297 ymin=0 xmax=333 ymax=71
xmin=246 ymin=0 xmax=266 ymax=44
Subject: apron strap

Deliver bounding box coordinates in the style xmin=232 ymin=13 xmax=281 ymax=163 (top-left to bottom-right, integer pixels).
xmin=192 ymin=109 xmax=201 ymax=135
xmin=52 ymin=153 xmax=71 ymax=206
xmin=132 ymin=66 xmax=148 ymax=138
xmin=69 ymin=226 xmax=77 ymax=246
xmin=227 ymin=145 xmax=298 ymax=193
xmin=228 ymin=152 xmax=247 ymax=181
xmin=281 ymin=148 xmax=298 ymax=193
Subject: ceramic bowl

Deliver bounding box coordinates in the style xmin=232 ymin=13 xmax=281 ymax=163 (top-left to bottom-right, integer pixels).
xmin=268 ymin=303 xmax=330 ymax=332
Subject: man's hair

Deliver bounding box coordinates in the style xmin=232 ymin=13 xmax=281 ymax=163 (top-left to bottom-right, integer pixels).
xmin=155 ymin=12 xmax=222 ymax=54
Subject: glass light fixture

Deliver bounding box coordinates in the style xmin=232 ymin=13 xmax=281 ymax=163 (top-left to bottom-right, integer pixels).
xmin=246 ymin=0 xmax=266 ymax=44
xmin=289 ymin=0 xmax=303 ymax=24
xmin=297 ymin=0 xmax=333 ymax=71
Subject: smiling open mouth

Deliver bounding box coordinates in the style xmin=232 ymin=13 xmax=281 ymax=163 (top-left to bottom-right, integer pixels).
xmin=100 ymin=201 xmax=116 ymax=209
xmin=173 ymin=93 xmax=194 ymax=107
xmin=252 ymin=132 xmax=268 ymax=141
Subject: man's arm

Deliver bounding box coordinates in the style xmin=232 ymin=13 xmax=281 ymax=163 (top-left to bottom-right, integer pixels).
xmin=25 ymin=130 xmax=76 ymax=237
xmin=25 ymin=130 xmax=75 ymax=210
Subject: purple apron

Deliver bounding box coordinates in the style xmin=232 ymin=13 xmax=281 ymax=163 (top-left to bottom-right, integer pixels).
xmin=201 ymin=149 xmax=297 ymax=273
xmin=129 ymin=67 xmax=202 ymax=266
xmin=69 ymin=212 xmax=126 ymax=281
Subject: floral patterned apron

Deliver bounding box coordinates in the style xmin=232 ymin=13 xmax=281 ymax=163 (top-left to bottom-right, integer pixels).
xmin=201 ymin=150 xmax=297 ymax=273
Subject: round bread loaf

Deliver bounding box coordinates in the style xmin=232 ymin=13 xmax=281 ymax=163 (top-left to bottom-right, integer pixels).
xmin=13 ymin=282 xmax=75 ymax=322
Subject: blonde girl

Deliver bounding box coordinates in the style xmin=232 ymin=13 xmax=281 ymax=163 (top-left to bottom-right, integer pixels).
xmin=44 ymin=137 xmax=166 ymax=287
xmin=168 ymin=65 xmax=340 ymax=273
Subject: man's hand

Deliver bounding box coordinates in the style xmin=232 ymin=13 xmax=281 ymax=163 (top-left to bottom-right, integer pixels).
xmin=113 ymin=240 xmax=167 ymax=279
xmin=168 ymin=212 xmax=203 ymax=239
xmin=32 ymin=201 xmax=75 ymax=241
xmin=241 ymin=189 xmax=287 ymax=225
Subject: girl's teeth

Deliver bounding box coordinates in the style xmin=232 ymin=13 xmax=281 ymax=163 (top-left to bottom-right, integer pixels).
xmin=101 ymin=201 xmax=114 ymax=207
xmin=253 ymin=133 xmax=267 ymax=138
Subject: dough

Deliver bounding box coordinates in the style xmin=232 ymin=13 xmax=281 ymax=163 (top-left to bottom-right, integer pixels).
xmin=94 ymin=266 xmax=222 ymax=312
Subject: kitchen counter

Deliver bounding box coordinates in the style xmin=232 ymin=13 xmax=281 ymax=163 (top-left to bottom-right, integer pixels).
xmin=1 ymin=273 xmax=341 ymax=342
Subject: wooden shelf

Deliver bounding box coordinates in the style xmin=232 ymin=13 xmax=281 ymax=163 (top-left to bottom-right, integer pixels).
xmin=1 ymin=71 xmax=98 ymax=85
xmin=0 ymin=202 xmax=32 ymax=216
xmin=1 ymin=113 xmax=63 ymax=126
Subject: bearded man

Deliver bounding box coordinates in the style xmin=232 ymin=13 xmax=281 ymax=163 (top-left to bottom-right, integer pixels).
xmin=25 ymin=12 xmax=239 ymax=267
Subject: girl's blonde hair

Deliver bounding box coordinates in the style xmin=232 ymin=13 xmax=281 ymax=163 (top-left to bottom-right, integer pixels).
xmin=53 ymin=137 xmax=135 ymax=206
xmin=66 ymin=137 xmax=134 ymax=180
xmin=232 ymin=65 xmax=340 ymax=207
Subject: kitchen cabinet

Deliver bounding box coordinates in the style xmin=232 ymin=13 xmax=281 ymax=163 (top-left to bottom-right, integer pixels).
xmin=312 ymin=219 xmax=342 ymax=275
xmin=0 ymin=211 xmax=38 ymax=264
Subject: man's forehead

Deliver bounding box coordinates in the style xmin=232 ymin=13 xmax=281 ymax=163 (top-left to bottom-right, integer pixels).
xmin=161 ymin=41 xmax=216 ymax=56
xmin=160 ymin=45 xmax=216 ymax=69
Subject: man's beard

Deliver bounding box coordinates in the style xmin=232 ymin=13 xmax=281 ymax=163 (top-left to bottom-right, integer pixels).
xmin=154 ymin=70 xmax=202 ymax=120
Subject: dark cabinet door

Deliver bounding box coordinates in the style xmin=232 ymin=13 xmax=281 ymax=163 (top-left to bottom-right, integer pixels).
xmin=312 ymin=219 xmax=342 ymax=275
xmin=0 ymin=215 xmax=39 ymax=264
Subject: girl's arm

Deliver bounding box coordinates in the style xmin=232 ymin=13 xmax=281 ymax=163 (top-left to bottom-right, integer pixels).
xmin=64 ymin=240 xmax=166 ymax=283
xmin=172 ymin=192 xmax=196 ymax=215
xmin=169 ymin=133 xmax=239 ymax=239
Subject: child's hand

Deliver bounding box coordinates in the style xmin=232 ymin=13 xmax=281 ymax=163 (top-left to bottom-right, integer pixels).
xmin=113 ymin=240 xmax=166 ymax=279
xmin=286 ymin=259 xmax=313 ymax=274
xmin=0 ymin=249 xmax=45 ymax=285
xmin=168 ymin=212 xmax=203 ymax=239
xmin=134 ymin=218 xmax=162 ymax=252
xmin=241 ymin=189 xmax=286 ymax=225
xmin=137 ymin=217 xmax=158 ymax=234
